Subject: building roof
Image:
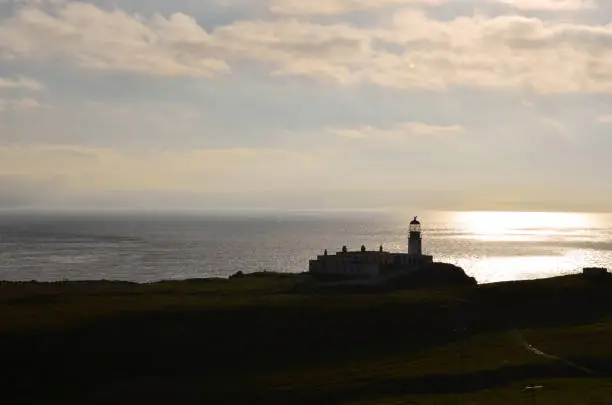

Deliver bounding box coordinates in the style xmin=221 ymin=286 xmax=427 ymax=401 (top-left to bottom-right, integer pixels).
xmin=410 ymin=216 xmax=420 ymax=225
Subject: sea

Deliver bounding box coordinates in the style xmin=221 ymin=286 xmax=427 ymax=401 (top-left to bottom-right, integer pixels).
xmin=1 ymin=210 xmax=611 ymax=284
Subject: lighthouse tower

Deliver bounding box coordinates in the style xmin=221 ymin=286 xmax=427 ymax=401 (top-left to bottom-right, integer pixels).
xmin=408 ymin=216 xmax=422 ymax=256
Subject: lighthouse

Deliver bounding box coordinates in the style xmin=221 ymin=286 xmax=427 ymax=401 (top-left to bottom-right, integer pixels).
xmin=308 ymin=214 xmax=434 ymax=277
xmin=408 ymin=216 xmax=422 ymax=256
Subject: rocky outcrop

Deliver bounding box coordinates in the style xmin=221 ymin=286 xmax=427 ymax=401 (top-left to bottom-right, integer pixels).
xmin=294 ymin=262 xmax=476 ymax=294
xmin=388 ymin=262 xmax=477 ymax=289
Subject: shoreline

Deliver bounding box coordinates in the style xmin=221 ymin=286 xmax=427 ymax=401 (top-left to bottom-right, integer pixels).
xmin=0 ymin=269 xmax=585 ymax=286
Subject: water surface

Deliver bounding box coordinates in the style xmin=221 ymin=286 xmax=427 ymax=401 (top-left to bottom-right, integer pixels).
xmin=0 ymin=211 xmax=610 ymax=283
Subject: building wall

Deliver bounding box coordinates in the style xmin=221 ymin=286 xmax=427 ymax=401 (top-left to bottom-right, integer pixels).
xmin=583 ymin=267 xmax=608 ymax=278
xmin=309 ymin=256 xmax=381 ymax=277
xmin=309 ymin=251 xmax=434 ymax=277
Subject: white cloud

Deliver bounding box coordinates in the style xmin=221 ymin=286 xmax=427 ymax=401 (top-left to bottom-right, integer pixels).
xmin=497 ymin=0 xmax=596 ymax=11
xmin=267 ymin=0 xmax=444 ymax=15
xmin=0 ymin=97 xmax=40 ymax=111
xmin=197 ymin=9 xmax=612 ymax=93
xmin=266 ymin=0 xmax=595 ymax=15
xmin=371 ymin=10 xmax=612 ymax=93
xmin=0 ymin=75 xmax=43 ymax=91
xmin=597 ymin=115 xmax=612 ymax=123
xmin=1 ymin=2 xmax=612 ymax=93
xmin=0 ymin=144 xmax=327 ymax=192
xmin=212 ymin=19 xmax=373 ymax=85
xmin=0 ymin=3 xmax=229 ymax=77
xmin=539 ymin=116 xmax=568 ymax=133
xmin=333 ymin=121 xmax=464 ymax=141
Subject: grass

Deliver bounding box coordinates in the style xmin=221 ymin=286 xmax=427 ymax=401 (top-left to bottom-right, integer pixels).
xmin=343 ymin=379 xmax=612 ymax=405
xmin=524 ymin=322 xmax=612 ymax=358
xmin=2 ymin=272 xmax=612 ymax=404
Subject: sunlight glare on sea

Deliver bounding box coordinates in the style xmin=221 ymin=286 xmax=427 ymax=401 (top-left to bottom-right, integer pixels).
xmin=453 ymin=211 xmax=595 ymax=241
xmin=429 ymin=211 xmax=612 ymax=283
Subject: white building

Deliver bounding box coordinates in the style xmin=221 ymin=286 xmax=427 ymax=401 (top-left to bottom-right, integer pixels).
xmin=309 ymin=216 xmax=434 ymax=278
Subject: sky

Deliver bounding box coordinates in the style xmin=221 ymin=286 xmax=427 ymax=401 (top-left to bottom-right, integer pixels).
xmin=0 ymin=0 xmax=611 ymax=212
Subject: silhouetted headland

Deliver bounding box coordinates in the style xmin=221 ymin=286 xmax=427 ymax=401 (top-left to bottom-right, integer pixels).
xmin=2 ymin=268 xmax=612 ymax=405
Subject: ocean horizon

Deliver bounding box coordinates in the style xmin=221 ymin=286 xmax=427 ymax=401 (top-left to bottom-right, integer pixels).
xmin=1 ymin=210 xmax=611 ymax=284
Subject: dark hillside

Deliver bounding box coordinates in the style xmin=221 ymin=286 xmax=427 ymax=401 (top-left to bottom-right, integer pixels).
xmin=2 ymin=272 xmax=612 ymax=404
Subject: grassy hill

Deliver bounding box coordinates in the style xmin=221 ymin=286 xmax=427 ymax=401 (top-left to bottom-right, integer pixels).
xmin=2 ymin=271 xmax=612 ymax=404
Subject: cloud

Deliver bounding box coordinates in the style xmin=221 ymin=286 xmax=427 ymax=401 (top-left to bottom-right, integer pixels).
xmin=0 ymin=144 xmax=510 ymax=210
xmin=597 ymin=115 xmax=612 ymax=123
xmin=189 ymin=9 xmax=612 ymax=93
xmin=266 ymin=0 xmax=595 ymax=15
xmin=333 ymin=121 xmax=464 ymax=141
xmin=497 ymin=0 xmax=596 ymax=11
xmin=0 ymin=0 xmax=67 ymax=4
xmin=2 ymin=1 xmax=612 ymax=93
xmin=267 ymin=0 xmax=444 ymax=15
xmin=0 ymin=75 xmax=43 ymax=91
xmin=211 ymin=19 xmax=372 ymax=84
xmin=0 ymin=3 xmax=229 ymax=77
xmin=0 ymin=97 xmax=40 ymax=111
xmin=0 ymin=99 xmax=211 ymax=147
xmin=0 ymin=144 xmax=327 ymax=193
xmin=370 ymin=10 xmax=612 ymax=93
xmin=539 ymin=116 xmax=568 ymax=133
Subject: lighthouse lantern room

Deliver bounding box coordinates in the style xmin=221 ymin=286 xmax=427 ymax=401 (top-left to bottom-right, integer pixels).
xmin=408 ymin=216 xmax=422 ymax=256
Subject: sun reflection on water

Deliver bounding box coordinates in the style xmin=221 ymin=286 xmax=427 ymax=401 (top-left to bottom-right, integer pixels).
xmin=428 ymin=211 xmax=612 ymax=283
xmin=453 ymin=211 xmax=595 ymax=241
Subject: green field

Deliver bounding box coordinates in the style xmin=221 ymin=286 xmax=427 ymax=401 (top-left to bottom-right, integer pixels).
xmin=2 ymin=272 xmax=612 ymax=404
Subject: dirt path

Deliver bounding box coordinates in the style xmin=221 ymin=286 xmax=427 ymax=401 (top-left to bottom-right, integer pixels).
xmin=515 ymin=331 xmax=598 ymax=376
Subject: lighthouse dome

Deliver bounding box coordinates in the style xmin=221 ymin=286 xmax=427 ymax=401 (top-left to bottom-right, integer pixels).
xmin=409 ymin=216 xmax=422 ymax=234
